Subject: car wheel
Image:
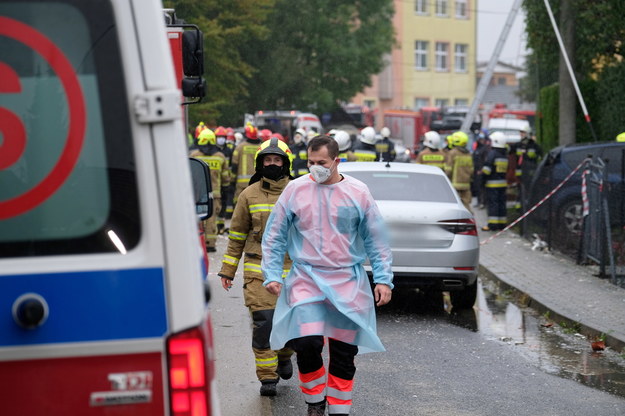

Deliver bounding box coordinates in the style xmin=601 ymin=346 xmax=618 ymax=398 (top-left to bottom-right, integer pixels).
xmin=449 ymin=280 xmax=477 ymax=310
xmin=559 ymin=199 xmax=583 ymax=234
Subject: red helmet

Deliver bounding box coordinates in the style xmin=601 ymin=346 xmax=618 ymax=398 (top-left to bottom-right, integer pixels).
xmin=214 ymin=126 xmax=228 ymax=137
xmin=270 ymin=133 xmax=287 ymax=143
xmin=260 ymin=129 xmax=272 ymax=142
xmin=245 ymin=124 xmax=258 ymax=139
xmin=226 ymin=127 xmax=235 ymax=142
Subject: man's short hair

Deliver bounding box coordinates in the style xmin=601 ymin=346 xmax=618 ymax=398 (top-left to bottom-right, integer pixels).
xmin=308 ymin=135 xmax=339 ymax=159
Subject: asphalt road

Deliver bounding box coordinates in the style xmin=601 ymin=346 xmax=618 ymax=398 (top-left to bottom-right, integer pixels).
xmin=207 ymin=233 xmax=625 ymax=416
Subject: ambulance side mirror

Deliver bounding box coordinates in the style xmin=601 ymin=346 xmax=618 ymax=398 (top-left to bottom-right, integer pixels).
xmin=181 ymin=29 xmax=206 ymax=100
xmin=189 ymin=157 xmax=213 ymax=221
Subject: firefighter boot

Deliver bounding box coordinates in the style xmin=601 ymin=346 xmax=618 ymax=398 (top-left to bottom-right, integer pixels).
xmin=307 ymin=400 xmax=326 ymax=416
xmin=259 ymin=379 xmax=278 ymax=397
xmin=277 ymin=357 xmax=293 ymax=380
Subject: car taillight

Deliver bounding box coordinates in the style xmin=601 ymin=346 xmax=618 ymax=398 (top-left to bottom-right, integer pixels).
xmin=438 ymin=218 xmax=478 ymax=236
xmin=167 ymin=326 xmax=211 ymax=416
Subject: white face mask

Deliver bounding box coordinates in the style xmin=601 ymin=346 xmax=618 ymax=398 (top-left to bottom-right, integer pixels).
xmin=309 ymin=159 xmax=336 ymax=184
xmin=293 ymin=134 xmax=303 ymax=144
xmin=216 ymin=137 xmax=226 ymax=146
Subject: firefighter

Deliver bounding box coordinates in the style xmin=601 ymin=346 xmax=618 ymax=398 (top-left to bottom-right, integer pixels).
xmin=290 ymin=128 xmax=309 ymax=178
xmin=446 ymin=131 xmax=474 ymax=212
xmin=352 ymin=126 xmax=378 ymax=161
xmin=415 ymin=131 xmax=447 ymax=171
xmin=481 ymin=131 xmax=509 ymax=231
xmin=260 ymin=128 xmax=272 ymax=142
xmin=214 ymin=126 xmax=234 ymax=233
xmin=223 ymin=128 xmax=237 ymax=219
xmin=375 ymin=126 xmax=396 ymax=162
xmin=511 ymin=126 xmax=543 ymax=210
xmin=231 ymin=124 xmax=262 ymax=207
xmin=332 ymin=129 xmax=357 ymax=162
xmin=218 ymin=137 xmax=295 ymax=397
xmin=189 ymin=128 xmax=231 ymax=252
xmin=194 ymin=121 xmax=207 ymax=139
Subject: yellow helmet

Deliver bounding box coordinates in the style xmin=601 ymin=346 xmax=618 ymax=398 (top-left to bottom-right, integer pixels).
xmin=616 ymin=132 xmax=625 ymax=142
xmin=254 ymin=136 xmax=292 ymax=170
xmin=451 ymin=131 xmax=469 ymax=148
xmin=197 ymin=128 xmax=216 ymax=145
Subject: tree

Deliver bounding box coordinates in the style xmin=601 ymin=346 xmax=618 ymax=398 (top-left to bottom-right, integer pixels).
xmin=163 ymin=0 xmax=275 ymax=125
xmin=243 ymin=0 xmax=395 ymax=115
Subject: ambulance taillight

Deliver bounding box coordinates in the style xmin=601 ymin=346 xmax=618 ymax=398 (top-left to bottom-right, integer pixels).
xmin=167 ymin=326 xmax=212 ymax=416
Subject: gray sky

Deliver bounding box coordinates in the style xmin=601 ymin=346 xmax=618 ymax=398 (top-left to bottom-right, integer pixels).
xmin=476 ymin=0 xmax=528 ymax=67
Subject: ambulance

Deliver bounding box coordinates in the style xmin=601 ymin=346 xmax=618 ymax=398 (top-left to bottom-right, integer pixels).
xmin=0 ymin=1 xmax=220 ymax=415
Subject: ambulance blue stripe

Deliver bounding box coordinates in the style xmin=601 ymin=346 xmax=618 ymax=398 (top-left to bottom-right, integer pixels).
xmin=0 ymin=268 xmax=167 ymax=346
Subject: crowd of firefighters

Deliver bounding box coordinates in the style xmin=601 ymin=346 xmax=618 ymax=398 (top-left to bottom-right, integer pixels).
xmin=188 ymin=120 xmax=547 ymax=249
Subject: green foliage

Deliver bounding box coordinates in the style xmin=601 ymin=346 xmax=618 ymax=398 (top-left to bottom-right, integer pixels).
xmin=163 ymin=0 xmax=275 ymax=125
xmin=575 ymin=79 xmax=599 ymax=143
xmin=243 ymin=0 xmax=395 ymax=115
xmin=596 ymin=61 xmax=625 ymax=141
xmin=538 ymin=84 xmax=558 ymax=151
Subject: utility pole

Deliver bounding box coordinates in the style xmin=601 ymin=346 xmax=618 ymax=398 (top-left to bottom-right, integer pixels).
xmin=460 ymin=0 xmax=523 ymax=133
xmin=558 ymin=0 xmax=577 ymax=145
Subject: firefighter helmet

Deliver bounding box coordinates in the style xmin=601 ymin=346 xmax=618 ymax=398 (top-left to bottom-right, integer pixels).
xmin=271 ymin=132 xmax=287 ymax=143
xmin=451 ymin=131 xmax=469 ymax=148
xmin=244 ymin=123 xmax=258 ymax=139
xmin=248 ymin=137 xmax=293 ymax=185
xmin=260 ymin=129 xmax=272 ymax=142
xmin=226 ymin=127 xmax=235 ymax=142
xmin=490 ymin=131 xmax=507 ymax=148
xmin=214 ymin=126 xmax=228 ymax=137
xmin=197 ymin=128 xmax=216 ymax=146
xmin=360 ymin=126 xmax=377 ymax=145
xmin=380 ymin=126 xmax=391 ymax=139
xmin=333 ymin=130 xmax=351 ymax=152
xmin=616 ymin=132 xmax=625 ymax=142
xmin=423 ymin=131 xmax=441 ymax=149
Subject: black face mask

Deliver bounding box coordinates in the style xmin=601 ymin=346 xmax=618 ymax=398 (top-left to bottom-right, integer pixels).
xmin=262 ymin=164 xmax=284 ymax=181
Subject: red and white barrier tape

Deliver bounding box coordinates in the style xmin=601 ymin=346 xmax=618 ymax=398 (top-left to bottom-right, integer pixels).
xmin=480 ymin=158 xmax=591 ymax=246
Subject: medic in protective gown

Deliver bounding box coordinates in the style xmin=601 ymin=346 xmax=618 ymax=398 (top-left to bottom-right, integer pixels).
xmin=261 ymin=174 xmax=394 ymax=354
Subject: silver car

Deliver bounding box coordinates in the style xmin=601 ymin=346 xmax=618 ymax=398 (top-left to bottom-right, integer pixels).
xmin=339 ymin=162 xmax=480 ymax=309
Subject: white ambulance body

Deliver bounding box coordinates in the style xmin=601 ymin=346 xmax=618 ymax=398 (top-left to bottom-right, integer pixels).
xmin=0 ymin=1 xmax=219 ymax=415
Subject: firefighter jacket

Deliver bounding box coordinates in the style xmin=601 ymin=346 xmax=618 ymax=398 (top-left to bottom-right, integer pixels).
xmin=415 ymin=147 xmax=447 ymax=171
xmin=232 ymin=138 xmax=262 ymax=193
xmin=352 ymin=141 xmax=377 ymax=162
xmin=338 ymin=150 xmax=357 ymax=162
xmin=189 ymin=146 xmax=230 ymax=198
xmin=289 ymin=141 xmax=309 ymax=177
xmin=446 ymin=147 xmax=473 ymax=191
xmin=482 ymin=147 xmax=509 ymax=188
xmin=375 ymin=138 xmax=396 ymax=162
xmin=261 ymin=174 xmax=394 ymax=354
xmin=219 ymin=176 xmax=291 ymax=280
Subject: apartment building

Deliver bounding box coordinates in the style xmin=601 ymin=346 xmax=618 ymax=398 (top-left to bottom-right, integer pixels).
xmin=352 ymin=0 xmax=477 ymax=127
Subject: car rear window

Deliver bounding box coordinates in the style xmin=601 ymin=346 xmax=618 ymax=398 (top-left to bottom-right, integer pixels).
xmin=345 ymin=171 xmax=457 ymax=202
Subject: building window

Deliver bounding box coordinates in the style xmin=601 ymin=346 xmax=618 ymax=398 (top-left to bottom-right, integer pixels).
xmin=455 ymin=98 xmax=468 ymax=106
xmin=415 ymin=0 xmax=428 ymax=14
xmin=435 ymin=42 xmax=449 ymax=71
xmin=454 ymin=44 xmax=468 ymax=72
xmin=435 ymin=99 xmax=449 ymax=108
xmin=415 ymin=41 xmax=428 ymax=70
xmin=414 ymin=98 xmax=429 ymax=110
xmin=455 ymin=0 xmax=468 ymax=18
xmin=498 ymin=77 xmax=507 ymax=85
xmin=436 ymin=0 xmax=449 ymax=17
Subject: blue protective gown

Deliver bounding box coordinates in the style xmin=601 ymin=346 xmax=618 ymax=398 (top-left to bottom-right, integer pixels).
xmin=262 ymin=174 xmax=394 ymax=354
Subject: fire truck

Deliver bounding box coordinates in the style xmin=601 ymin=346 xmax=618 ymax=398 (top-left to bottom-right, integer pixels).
xmin=0 ymin=1 xmax=220 ymax=415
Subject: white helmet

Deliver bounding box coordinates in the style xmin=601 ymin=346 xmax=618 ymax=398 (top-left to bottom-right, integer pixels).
xmin=360 ymin=126 xmax=377 ymax=145
xmin=423 ymin=131 xmax=441 ymax=149
xmin=234 ymin=132 xmax=243 ymax=144
xmin=327 ymin=129 xmax=337 ymax=136
xmin=333 ymin=130 xmax=351 ymax=152
xmin=490 ymin=131 xmax=507 ymax=148
xmin=380 ymin=126 xmax=391 ymax=138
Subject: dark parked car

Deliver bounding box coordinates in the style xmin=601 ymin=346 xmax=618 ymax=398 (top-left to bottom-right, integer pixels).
xmin=527 ymin=141 xmax=625 ymax=235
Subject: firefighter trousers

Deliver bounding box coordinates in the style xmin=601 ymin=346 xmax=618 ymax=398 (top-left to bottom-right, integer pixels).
xmin=290 ymin=336 xmax=358 ymax=415
xmin=203 ymin=198 xmax=221 ymax=249
xmin=486 ymin=187 xmax=507 ymax=230
xmin=243 ymin=257 xmax=293 ymax=382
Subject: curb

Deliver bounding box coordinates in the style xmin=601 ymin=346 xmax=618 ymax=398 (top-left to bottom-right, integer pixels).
xmin=478 ymin=263 xmax=625 ymax=354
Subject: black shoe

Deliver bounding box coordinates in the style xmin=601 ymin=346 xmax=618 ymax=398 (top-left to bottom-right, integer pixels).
xmin=277 ymin=358 xmax=293 ymax=380
xmin=259 ymin=379 xmax=278 ymax=397
xmin=307 ymin=400 xmax=326 ymax=416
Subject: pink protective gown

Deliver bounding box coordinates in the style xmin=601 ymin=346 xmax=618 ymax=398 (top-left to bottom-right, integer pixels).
xmin=262 ymin=174 xmax=393 ymax=353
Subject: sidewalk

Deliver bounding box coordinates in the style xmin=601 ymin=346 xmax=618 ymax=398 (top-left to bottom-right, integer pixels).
xmin=473 ymin=205 xmax=625 ymax=353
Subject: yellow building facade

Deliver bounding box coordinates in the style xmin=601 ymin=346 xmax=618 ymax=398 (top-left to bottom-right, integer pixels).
xmin=353 ymin=0 xmax=477 ymax=127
